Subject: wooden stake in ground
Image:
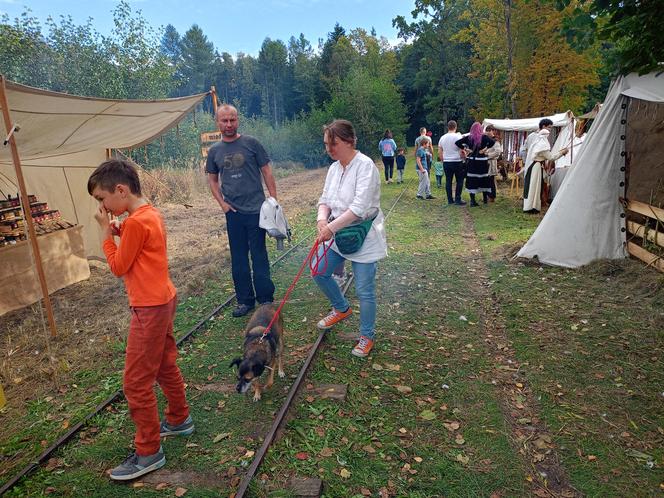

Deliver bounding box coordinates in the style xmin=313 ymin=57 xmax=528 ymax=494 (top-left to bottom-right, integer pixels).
xmin=0 ymin=75 xmax=58 ymax=338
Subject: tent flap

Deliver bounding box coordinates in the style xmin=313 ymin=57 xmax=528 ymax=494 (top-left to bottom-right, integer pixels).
xmin=0 ymin=79 xmax=208 ymax=258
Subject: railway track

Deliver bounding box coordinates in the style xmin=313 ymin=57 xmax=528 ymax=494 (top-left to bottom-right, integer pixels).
xmin=0 ymin=179 xmax=411 ymax=497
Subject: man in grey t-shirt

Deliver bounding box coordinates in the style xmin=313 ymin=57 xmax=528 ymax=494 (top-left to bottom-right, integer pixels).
xmin=206 ymin=104 xmax=277 ymax=317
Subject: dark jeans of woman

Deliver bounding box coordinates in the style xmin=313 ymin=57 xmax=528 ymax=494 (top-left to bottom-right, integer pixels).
xmin=381 ymin=156 xmax=394 ymax=182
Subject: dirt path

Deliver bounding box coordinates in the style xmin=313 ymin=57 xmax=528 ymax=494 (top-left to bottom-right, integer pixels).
xmin=460 ymin=209 xmax=579 ymax=497
xmin=0 ymin=168 xmax=327 ymax=440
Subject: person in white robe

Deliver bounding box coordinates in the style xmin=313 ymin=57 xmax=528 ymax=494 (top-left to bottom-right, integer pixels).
xmin=523 ymin=129 xmax=568 ymax=213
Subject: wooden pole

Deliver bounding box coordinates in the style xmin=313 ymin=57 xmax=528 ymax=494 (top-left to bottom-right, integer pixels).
xmin=0 ymin=75 xmax=58 ymax=337
xmin=210 ymin=86 xmax=219 ymax=113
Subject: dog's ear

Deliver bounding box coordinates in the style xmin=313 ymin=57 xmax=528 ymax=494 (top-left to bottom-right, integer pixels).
xmin=229 ymin=357 xmax=242 ymax=369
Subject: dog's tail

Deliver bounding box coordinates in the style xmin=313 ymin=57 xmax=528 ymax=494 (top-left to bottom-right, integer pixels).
xmin=229 ymin=357 xmax=242 ymax=369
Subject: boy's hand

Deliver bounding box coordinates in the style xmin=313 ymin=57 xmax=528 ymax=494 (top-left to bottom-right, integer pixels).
xmin=109 ymin=219 xmax=121 ymax=237
xmin=94 ymin=204 xmax=113 ymax=238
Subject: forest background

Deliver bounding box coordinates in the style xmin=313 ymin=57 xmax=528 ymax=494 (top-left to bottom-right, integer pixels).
xmin=1 ymin=0 xmax=661 ymax=170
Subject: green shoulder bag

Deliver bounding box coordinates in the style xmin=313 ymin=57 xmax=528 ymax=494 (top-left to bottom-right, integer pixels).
xmin=334 ymin=216 xmax=376 ymax=254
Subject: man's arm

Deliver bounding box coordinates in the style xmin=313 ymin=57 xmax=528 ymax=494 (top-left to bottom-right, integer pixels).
xmin=207 ymin=173 xmax=235 ymax=213
xmin=261 ymin=163 xmax=278 ymax=200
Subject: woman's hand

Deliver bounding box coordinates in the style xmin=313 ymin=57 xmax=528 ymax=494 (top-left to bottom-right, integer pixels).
xmin=316 ymin=219 xmax=327 ymax=235
xmin=316 ymin=222 xmax=334 ymax=242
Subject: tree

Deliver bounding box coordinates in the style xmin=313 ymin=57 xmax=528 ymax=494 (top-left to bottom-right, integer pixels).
xmin=0 ymin=10 xmax=50 ymax=88
xmin=325 ymin=66 xmax=408 ymax=155
xmin=258 ymin=38 xmax=288 ymax=126
xmin=286 ymin=34 xmax=319 ymax=117
xmin=394 ymin=0 xmax=479 ymax=137
xmin=559 ymin=0 xmax=664 ymax=75
xmin=179 ymin=24 xmax=215 ymax=96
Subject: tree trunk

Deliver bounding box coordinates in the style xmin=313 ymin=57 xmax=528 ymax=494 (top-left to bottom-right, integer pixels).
xmin=504 ymin=0 xmax=518 ymax=117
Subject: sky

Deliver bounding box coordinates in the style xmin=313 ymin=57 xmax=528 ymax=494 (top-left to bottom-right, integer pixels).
xmin=0 ymin=0 xmax=417 ymax=56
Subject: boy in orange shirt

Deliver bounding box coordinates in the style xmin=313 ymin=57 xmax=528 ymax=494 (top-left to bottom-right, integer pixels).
xmin=88 ymin=159 xmax=193 ymax=481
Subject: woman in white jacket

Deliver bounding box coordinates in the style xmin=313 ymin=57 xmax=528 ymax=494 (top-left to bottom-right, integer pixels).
xmin=313 ymin=119 xmax=388 ymax=358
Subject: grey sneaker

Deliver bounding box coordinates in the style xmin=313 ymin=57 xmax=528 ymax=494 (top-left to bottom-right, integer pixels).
xmin=160 ymin=415 xmax=195 ymax=437
xmin=109 ymin=447 xmax=165 ymax=481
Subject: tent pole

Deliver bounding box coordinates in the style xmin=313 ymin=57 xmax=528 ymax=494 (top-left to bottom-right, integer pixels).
xmin=210 ymin=86 xmax=218 ymax=113
xmin=0 ymin=75 xmax=58 ymax=338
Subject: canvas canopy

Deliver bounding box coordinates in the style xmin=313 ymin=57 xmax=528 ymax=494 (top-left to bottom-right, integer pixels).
xmin=482 ymin=111 xmax=574 ymax=163
xmin=0 ymin=79 xmax=207 ymax=258
xmin=517 ymin=71 xmax=664 ymax=267
xmin=482 ymin=111 xmax=571 ymax=132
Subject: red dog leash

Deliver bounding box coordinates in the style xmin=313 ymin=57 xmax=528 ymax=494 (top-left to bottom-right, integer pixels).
xmin=259 ymin=238 xmax=333 ymax=343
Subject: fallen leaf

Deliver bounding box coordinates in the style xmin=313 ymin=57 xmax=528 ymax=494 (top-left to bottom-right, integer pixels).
xmin=319 ymin=447 xmax=334 ymax=457
xmin=295 ymin=452 xmax=309 ymax=460
xmin=455 ymin=434 xmax=465 ymax=445
xmin=362 ymin=445 xmax=376 ymax=454
xmin=398 ymin=427 xmax=408 ymax=434
xmin=413 ymin=456 xmax=423 ymax=463
xmin=155 ymin=483 xmax=170 ymax=490
xmin=372 ymin=363 xmax=384 ymax=371
xmin=396 ymin=385 xmax=412 ymax=394
xmin=444 ymin=421 xmax=460 ymax=431
xmin=587 ymin=455 xmax=597 ymax=461
xmin=213 ymin=433 xmax=231 ymax=443
xmin=243 ymin=450 xmax=255 ymax=459
xmin=420 ymin=410 xmax=436 ymax=421
xmin=456 ymin=454 xmax=470 ymax=465
xmin=340 ymin=468 xmax=351 ymax=478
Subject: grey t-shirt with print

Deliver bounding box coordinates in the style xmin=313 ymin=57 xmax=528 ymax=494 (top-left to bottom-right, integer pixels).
xmin=205 ymin=135 xmax=270 ymax=214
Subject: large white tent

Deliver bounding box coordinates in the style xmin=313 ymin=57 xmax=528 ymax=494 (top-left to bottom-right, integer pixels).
xmin=517 ymin=71 xmax=664 ymax=267
xmin=0 ymin=80 xmax=208 ymax=259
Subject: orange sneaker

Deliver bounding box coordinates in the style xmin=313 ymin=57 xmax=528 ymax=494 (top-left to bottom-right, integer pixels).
xmin=351 ymin=336 xmax=374 ymax=357
xmin=317 ymin=307 xmax=352 ymax=330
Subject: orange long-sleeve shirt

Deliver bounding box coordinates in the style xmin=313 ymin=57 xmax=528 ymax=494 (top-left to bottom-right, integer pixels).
xmin=102 ymin=204 xmax=176 ymax=307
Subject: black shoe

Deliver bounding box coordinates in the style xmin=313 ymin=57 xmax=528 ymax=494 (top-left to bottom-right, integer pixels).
xmin=455 ymin=200 xmax=467 ymax=206
xmin=232 ymin=304 xmax=255 ymax=317
xmin=469 ymin=201 xmax=479 ymax=207
xmin=416 ymin=195 xmax=424 ymax=199
xmin=426 ymin=195 xmax=436 ymax=199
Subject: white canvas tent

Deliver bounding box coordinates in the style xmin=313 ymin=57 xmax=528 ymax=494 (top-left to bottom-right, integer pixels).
xmin=517 ymin=71 xmax=664 ymax=267
xmin=0 ymin=79 xmax=208 ymax=259
xmin=482 ymin=111 xmax=574 ymax=163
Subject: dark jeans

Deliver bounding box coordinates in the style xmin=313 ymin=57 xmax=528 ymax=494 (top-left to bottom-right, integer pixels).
xmin=435 ymin=174 xmax=443 ymax=187
xmin=443 ymin=161 xmax=465 ymax=203
xmin=381 ymin=156 xmax=394 ymax=181
xmin=225 ymin=211 xmax=275 ymax=306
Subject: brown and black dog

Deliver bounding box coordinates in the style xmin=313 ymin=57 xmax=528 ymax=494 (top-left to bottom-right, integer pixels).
xmin=229 ymin=303 xmax=285 ymax=402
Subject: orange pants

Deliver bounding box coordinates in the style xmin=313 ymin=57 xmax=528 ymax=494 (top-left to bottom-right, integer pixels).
xmin=124 ymin=296 xmax=189 ymax=456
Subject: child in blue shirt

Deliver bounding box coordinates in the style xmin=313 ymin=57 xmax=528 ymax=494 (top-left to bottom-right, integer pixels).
xmin=416 ymin=139 xmax=434 ymax=199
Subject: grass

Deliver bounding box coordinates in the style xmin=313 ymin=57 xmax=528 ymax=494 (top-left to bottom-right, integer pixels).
xmin=2 ymin=170 xmax=663 ymax=497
